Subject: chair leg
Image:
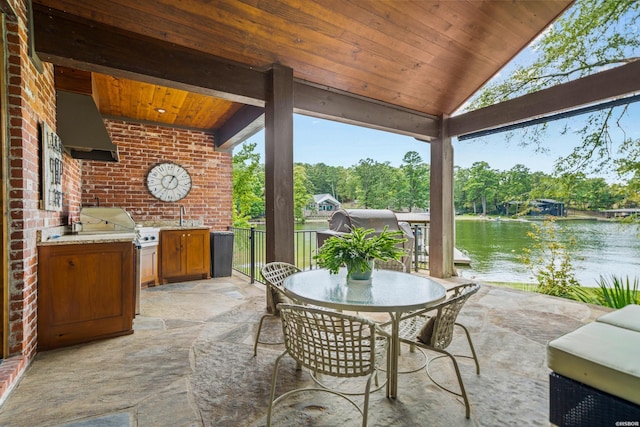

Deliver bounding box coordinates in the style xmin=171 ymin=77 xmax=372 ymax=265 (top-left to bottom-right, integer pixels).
xmin=425 ymin=348 xmax=472 ymax=419
xmin=361 ymin=374 xmax=373 ymax=427
xmin=266 ymin=352 xmax=285 ymax=427
xmin=253 ymin=313 xmax=270 ymax=356
xmin=448 ymin=352 xmax=471 ymax=419
xmin=456 ymin=322 xmax=480 ymax=375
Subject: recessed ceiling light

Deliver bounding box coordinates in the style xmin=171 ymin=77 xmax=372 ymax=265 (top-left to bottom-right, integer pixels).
xmin=155 ymin=108 xmax=166 ymax=114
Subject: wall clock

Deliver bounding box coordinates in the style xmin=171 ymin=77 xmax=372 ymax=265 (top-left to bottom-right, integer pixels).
xmin=146 ymin=162 xmax=192 ymax=202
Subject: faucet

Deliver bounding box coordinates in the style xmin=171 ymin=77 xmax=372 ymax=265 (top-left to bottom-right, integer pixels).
xmin=179 ymin=205 xmax=186 ymax=227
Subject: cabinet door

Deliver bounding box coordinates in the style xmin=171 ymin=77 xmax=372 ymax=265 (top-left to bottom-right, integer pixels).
xmin=140 ymin=245 xmax=159 ymax=286
xmin=37 ymin=242 xmax=134 ymax=350
xmin=184 ymin=229 xmax=210 ymax=278
xmin=160 ymin=230 xmax=185 ymax=281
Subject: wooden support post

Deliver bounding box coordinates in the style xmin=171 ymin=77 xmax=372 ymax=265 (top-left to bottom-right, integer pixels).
xmin=429 ymin=114 xmax=454 ymax=278
xmin=264 ymin=64 xmax=294 ymax=264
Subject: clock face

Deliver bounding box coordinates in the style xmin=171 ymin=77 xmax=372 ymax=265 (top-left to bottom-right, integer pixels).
xmin=146 ymin=162 xmax=192 ymax=202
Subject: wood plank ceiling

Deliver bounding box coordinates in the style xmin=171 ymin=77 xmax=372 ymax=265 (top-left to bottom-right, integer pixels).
xmin=34 ymin=0 xmax=573 ymax=134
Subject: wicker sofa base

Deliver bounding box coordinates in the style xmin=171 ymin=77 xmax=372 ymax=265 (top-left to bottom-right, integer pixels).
xmin=550 ymin=372 xmax=640 ymax=427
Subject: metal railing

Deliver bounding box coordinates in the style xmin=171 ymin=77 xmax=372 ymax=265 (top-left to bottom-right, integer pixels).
xmin=230 ymin=227 xmax=320 ymax=284
xmin=230 ymin=224 xmax=429 ymax=282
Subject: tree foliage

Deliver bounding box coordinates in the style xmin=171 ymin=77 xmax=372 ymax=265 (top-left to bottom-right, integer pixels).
xmin=467 ymin=0 xmax=640 ymax=177
xmin=234 ymin=144 xmax=635 ymax=222
xmin=399 ymin=151 xmax=430 ymax=212
xmin=232 ymin=142 xmax=263 ymax=226
xmin=293 ymin=164 xmax=314 ymax=222
xmin=353 ymin=158 xmax=401 ymax=209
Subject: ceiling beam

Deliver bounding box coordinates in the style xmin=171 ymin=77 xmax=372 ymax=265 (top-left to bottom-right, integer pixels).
xmin=0 ymin=0 xmax=17 ymax=21
xmin=449 ymin=60 xmax=640 ymax=138
xmin=215 ymin=105 xmax=265 ymax=151
xmin=294 ymin=81 xmax=440 ymax=140
xmin=33 ymin=4 xmax=268 ymax=107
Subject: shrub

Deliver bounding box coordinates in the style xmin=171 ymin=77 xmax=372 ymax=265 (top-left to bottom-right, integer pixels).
xmin=595 ymin=275 xmax=639 ymax=308
xmin=519 ymin=216 xmax=580 ymax=298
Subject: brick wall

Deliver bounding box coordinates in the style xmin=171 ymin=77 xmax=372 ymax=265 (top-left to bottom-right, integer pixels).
xmin=81 ymin=120 xmax=233 ymax=230
xmin=1 ymin=0 xmax=83 ymax=404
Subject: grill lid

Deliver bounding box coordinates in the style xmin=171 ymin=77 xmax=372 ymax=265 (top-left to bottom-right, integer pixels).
xmin=329 ymin=209 xmax=400 ymax=233
xmin=78 ymin=207 xmax=135 ymax=234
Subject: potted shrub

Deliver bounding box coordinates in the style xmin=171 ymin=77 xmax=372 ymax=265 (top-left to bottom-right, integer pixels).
xmin=314 ymin=226 xmax=407 ymax=282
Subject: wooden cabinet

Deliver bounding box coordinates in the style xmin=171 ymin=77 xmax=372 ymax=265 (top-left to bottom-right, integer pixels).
xmin=160 ymin=228 xmax=210 ymax=283
xmin=139 ymin=245 xmax=159 ymax=286
xmin=37 ymin=241 xmax=135 ymax=350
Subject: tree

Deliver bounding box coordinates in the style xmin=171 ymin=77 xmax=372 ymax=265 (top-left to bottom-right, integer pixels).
xmin=353 ymin=158 xmax=399 ymax=209
xmin=454 ymin=166 xmax=471 ymax=213
xmin=501 ymin=164 xmax=533 ymax=215
xmin=464 ymin=162 xmax=500 ymax=215
xmin=232 ymin=142 xmax=263 ymax=226
xmin=293 ymin=164 xmax=314 ymax=222
xmin=468 ymin=0 xmax=640 ymax=177
xmin=399 ymin=151 xmax=430 ymax=212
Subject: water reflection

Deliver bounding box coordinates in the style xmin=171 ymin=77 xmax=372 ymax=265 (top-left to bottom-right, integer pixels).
xmin=455 ymin=219 xmax=640 ymax=286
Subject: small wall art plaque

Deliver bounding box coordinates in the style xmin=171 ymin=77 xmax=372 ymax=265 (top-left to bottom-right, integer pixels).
xmin=41 ymin=122 xmax=64 ymax=211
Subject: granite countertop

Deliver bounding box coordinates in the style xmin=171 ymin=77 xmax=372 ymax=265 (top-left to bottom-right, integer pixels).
xmin=37 ymin=222 xmax=213 ymax=246
xmin=158 ymin=226 xmax=210 ymax=231
xmin=38 ymin=232 xmax=136 ymax=246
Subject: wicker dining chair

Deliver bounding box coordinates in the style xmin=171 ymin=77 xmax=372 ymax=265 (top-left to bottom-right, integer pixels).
xmin=390 ymin=283 xmax=480 ymax=419
xmin=374 ymin=258 xmax=406 ymax=272
xmin=253 ymin=262 xmax=301 ymax=356
xmin=267 ymin=304 xmax=388 ymax=427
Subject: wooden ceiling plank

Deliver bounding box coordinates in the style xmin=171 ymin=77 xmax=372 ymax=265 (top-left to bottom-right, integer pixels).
xmin=196 ymin=0 xmax=445 ymax=94
xmin=54 ymin=66 xmax=92 ymax=94
xmin=449 ymin=60 xmax=640 ymax=137
xmin=190 ymin=97 xmax=225 ymax=128
xmin=133 ymin=80 xmax=156 ymax=123
xmin=325 ymin=0 xmax=499 ymax=112
xmin=94 ymin=74 xmax=123 ymax=117
xmin=34 ymin=4 xmax=268 ymax=106
xmin=158 ymin=87 xmax=189 ymax=126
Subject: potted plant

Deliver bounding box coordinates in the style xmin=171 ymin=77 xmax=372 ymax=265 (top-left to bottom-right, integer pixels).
xmin=314 ymin=226 xmax=407 ymax=282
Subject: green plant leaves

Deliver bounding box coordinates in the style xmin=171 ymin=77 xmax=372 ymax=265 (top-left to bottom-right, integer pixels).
xmin=314 ymin=226 xmax=406 ymax=274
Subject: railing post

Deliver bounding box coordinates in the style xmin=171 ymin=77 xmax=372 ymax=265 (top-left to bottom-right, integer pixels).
xmin=250 ymin=226 xmax=256 ymax=283
xmin=413 ymin=224 xmax=419 ymax=272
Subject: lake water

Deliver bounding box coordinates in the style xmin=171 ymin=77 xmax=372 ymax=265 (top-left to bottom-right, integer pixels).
xmin=297 ymin=219 xmax=640 ymax=286
xmin=454 ymin=219 xmax=640 ymax=286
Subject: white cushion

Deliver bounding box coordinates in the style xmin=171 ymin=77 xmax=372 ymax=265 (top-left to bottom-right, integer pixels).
xmin=596 ymin=304 xmax=640 ymax=332
xmin=547 ymin=322 xmax=640 ymax=405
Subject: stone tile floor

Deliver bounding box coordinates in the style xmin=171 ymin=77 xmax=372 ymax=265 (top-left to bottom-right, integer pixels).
xmin=0 ymin=272 xmax=609 ymax=427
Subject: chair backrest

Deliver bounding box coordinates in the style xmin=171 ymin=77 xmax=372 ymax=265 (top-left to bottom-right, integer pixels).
xmin=430 ymin=283 xmax=480 ymax=349
xmin=261 ymin=262 xmax=301 ymax=291
xmin=261 ymin=262 xmax=302 ymax=313
xmin=278 ymin=304 xmax=378 ymax=378
xmin=374 ymin=258 xmax=406 ymax=272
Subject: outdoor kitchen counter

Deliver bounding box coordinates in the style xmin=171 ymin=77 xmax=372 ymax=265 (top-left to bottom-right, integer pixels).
xmin=158 ymin=225 xmax=210 ymax=231
xmin=38 ymin=232 xmax=136 ymax=245
xmin=37 ymin=238 xmax=136 ymax=350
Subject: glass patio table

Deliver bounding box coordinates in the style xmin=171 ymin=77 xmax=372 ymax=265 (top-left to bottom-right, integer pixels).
xmin=283 ymin=267 xmax=446 ymax=399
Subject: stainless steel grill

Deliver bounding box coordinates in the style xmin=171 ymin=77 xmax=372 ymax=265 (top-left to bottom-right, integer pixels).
xmin=316 ymin=209 xmax=415 ymax=272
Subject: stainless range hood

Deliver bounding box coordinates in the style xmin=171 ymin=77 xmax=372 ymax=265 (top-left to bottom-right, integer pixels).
xmin=56 ymin=90 xmax=119 ymax=162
